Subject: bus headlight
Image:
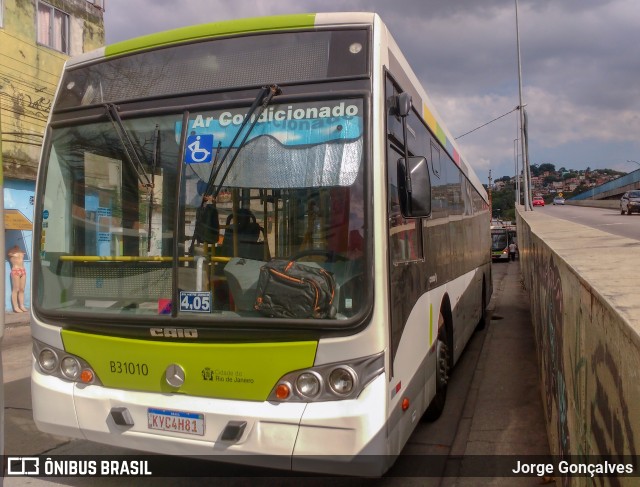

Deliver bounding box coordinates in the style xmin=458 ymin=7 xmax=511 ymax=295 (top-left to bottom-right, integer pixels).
xmin=268 ymin=352 xmax=383 ymax=403
xmin=60 ymin=357 xmax=81 ymax=380
xmin=296 ymin=372 xmax=321 ymax=398
xmin=38 ymin=348 xmax=58 ymax=372
xmin=33 ymin=339 xmax=101 ymax=385
xmin=328 ymin=367 xmax=355 ymax=395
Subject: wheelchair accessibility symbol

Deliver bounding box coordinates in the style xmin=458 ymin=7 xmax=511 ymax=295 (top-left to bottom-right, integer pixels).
xmin=186 ymin=134 xmax=213 ymax=163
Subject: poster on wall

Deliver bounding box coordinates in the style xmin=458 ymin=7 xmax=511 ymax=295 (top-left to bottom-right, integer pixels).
xmin=4 ymin=180 xmax=35 ymax=312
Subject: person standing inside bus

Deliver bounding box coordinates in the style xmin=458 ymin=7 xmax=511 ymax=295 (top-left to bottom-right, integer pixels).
xmin=509 ymin=241 xmax=518 ymax=262
xmin=191 ymin=194 xmax=220 ymax=255
xmin=7 ymin=244 xmax=28 ymax=312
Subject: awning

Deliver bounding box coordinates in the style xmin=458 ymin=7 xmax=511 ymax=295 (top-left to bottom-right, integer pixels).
xmin=5 ymin=209 xmax=32 ymax=230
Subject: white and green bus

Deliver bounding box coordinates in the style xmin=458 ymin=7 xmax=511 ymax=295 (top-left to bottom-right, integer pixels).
xmin=32 ymin=12 xmax=491 ymax=475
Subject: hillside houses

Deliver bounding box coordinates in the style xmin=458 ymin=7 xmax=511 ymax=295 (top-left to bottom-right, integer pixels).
xmin=493 ymin=167 xmax=624 ymax=197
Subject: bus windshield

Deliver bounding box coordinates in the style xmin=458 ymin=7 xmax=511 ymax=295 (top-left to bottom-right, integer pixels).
xmin=37 ymin=98 xmax=367 ymax=323
xmin=491 ymin=228 xmax=508 ymax=252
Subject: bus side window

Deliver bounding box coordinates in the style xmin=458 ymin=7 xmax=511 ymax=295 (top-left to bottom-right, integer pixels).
xmin=431 ymin=142 xmax=441 ymax=178
xmin=388 ymin=144 xmax=421 ymax=263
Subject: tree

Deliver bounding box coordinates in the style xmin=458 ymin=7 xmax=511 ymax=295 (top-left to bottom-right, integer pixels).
xmin=530 ymin=164 xmax=540 ymax=177
xmin=491 ymin=186 xmax=516 ymax=221
xmin=544 ymin=174 xmax=561 ymax=184
xmin=539 ymin=163 xmax=556 ymax=174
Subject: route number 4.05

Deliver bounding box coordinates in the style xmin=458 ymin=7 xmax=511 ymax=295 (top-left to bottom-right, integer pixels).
xmin=179 ymin=291 xmax=211 ymax=313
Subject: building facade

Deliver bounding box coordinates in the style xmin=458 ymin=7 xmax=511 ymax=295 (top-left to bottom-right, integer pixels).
xmin=1 ymin=0 xmax=105 ymax=311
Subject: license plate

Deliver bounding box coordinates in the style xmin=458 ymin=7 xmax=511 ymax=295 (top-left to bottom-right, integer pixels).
xmin=147 ymin=408 xmax=205 ymax=436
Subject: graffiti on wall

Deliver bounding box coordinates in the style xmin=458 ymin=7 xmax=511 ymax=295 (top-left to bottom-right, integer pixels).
xmin=525 ymin=224 xmax=640 ymax=487
xmin=568 ymin=311 xmax=588 ymax=460
xmin=3 ymin=79 xmax=53 ymax=121
xmin=590 ymin=342 xmax=637 ymax=483
xmin=17 ymin=92 xmax=52 ymax=119
xmin=531 ymin=241 xmax=571 ymax=464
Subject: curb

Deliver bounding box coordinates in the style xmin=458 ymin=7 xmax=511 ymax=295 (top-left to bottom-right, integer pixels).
xmin=4 ymin=311 xmax=31 ymax=328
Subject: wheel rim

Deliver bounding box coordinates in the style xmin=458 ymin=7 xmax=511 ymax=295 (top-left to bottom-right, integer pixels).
xmin=435 ymin=337 xmax=449 ymax=390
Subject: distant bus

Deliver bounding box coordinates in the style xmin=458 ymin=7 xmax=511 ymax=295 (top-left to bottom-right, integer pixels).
xmin=31 ymin=13 xmax=491 ymax=475
xmin=491 ymin=224 xmax=516 ymax=261
xmin=491 ymin=225 xmax=508 ymax=261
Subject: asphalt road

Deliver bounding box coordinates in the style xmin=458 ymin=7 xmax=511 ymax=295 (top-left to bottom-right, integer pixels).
xmin=3 ymin=262 xmax=549 ymax=486
xmin=537 ymin=203 xmax=640 ymax=241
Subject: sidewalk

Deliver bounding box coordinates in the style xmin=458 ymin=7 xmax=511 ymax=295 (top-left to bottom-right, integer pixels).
xmin=445 ymin=260 xmax=551 ymax=484
xmin=4 ymin=310 xmax=31 ymax=328
xmin=465 ymin=260 xmax=549 ymax=455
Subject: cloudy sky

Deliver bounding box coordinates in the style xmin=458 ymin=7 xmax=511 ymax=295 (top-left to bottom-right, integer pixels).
xmin=103 ymin=0 xmax=640 ymax=181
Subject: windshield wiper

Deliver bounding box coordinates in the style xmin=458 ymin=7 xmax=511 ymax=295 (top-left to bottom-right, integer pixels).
xmin=105 ymin=103 xmax=153 ymax=190
xmin=204 ymin=84 xmax=281 ymax=199
xmin=189 ymin=85 xmax=280 ymax=255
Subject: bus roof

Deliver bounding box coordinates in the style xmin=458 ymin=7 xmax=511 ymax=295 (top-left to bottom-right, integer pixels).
xmin=66 ymin=13 xmax=376 ymax=67
xmin=63 ymin=11 xmax=486 ymax=202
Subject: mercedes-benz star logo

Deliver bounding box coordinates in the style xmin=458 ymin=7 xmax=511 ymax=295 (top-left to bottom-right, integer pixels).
xmin=165 ymin=364 xmax=185 ymax=388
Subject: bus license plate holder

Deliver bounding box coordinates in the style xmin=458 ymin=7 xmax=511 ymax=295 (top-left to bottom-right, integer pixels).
xmin=147 ymin=407 xmax=205 ymax=436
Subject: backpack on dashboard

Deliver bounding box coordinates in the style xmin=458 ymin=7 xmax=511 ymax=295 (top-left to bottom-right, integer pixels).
xmin=254 ymin=260 xmax=336 ymax=319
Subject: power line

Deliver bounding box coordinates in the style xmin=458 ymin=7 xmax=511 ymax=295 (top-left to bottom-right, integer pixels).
xmin=0 ymin=106 xmax=48 ymax=126
xmin=455 ymin=106 xmax=522 ymax=140
xmin=2 ymin=131 xmax=43 ymax=138
xmin=1 ymin=138 xmax=43 ymax=147
xmin=0 ymin=68 xmax=57 ymax=92
xmin=0 ymin=55 xmax=66 ymax=85
xmin=0 ymin=61 xmax=60 ymax=87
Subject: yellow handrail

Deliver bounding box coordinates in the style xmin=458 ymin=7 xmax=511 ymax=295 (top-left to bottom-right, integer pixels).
xmin=58 ymin=255 xmax=231 ymax=263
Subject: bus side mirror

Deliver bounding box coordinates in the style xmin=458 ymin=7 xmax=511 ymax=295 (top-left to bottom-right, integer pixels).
xmin=396 ymin=92 xmax=412 ymax=117
xmin=398 ymin=156 xmax=432 ymax=218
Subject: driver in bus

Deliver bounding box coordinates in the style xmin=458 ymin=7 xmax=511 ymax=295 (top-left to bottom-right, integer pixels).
xmin=190 ymin=194 xmax=220 ymax=255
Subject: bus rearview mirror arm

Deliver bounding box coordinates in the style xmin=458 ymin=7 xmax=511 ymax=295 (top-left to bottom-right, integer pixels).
xmin=396 ymin=93 xmax=432 ymax=218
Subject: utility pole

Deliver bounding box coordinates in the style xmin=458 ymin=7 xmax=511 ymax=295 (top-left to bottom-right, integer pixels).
xmin=488 ymin=169 xmax=493 ymax=221
xmin=515 ymin=0 xmax=531 ymax=210
xmin=514 ymin=138 xmax=519 ymax=205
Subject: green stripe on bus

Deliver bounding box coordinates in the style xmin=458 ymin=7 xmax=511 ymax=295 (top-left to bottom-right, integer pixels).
xmin=62 ymin=330 xmax=317 ymax=401
xmin=105 ymin=14 xmax=317 ymax=58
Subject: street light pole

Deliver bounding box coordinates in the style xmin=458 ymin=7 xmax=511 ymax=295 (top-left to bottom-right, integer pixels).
xmin=626 ymin=159 xmax=640 ymax=168
xmin=514 ymin=138 xmax=520 ymax=205
xmin=488 ymin=169 xmax=493 ymax=222
xmin=515 ymin=0 xmax=531 ymax=210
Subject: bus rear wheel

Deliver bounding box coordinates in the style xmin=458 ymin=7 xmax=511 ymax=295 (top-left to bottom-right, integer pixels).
xmin=423 ymin=320 xmax=450 ymax=421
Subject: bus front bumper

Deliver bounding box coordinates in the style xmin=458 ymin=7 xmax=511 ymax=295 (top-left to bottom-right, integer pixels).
xmin=31 ymin=368 xmax=388 ymax=475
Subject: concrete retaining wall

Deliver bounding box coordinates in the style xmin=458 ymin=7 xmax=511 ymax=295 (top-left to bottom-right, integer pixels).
xmin=516 ymin=206 xmax=640 ymax=486
xmin=566 ymin=200 xmax=619 ymax=210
